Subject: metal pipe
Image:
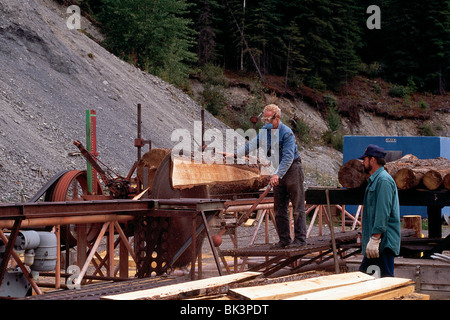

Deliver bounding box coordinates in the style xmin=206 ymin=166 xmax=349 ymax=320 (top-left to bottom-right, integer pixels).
xmin=0 ymin=214 xmax=134 ymax=228
xmin=225 ymin=203 xmax=274 ymax=212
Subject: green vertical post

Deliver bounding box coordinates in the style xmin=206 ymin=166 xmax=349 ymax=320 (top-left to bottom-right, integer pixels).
xmin=85 ymin=109 xmax=97 ymax=194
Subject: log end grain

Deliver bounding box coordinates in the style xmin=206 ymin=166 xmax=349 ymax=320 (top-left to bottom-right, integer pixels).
xmin=444 ymin=173 xmax=450 ymax=190
xmin=338 ymin=159 xmax=368 ymax=189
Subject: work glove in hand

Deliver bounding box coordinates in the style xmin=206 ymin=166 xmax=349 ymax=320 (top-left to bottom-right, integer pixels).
xmin=366 ymin=237 xmax=381 ymax=259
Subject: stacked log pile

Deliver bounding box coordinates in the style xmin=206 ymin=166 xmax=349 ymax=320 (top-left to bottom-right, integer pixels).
xmin=339 ymin=154 xmax=450 ymax=191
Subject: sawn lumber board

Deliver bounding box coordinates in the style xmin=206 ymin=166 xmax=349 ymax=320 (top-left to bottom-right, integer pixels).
xmin=100 ymin=271 xmax=261 ymax=300
xmin=361 ymin=285 xmax=415 ymax=300
xmin=229 ymin=271 xmax=375 ymax=300
xmin=286 ymin=277 xmax=414 ymax=300
xmin=171 ymin=157 xmax=268 ymax=189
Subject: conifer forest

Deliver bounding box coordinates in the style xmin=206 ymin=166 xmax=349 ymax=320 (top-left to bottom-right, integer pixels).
xmin=75 ymin=0 xmax=449 ymax=94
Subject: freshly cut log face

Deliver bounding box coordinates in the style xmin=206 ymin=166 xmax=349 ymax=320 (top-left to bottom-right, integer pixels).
xmin=170 ymin=155 xmax=271 ymax=192
xmin=391 ymin=157 xmax=450 ymax=190
xmin=384 ymin=154 xmax=419 ymax=177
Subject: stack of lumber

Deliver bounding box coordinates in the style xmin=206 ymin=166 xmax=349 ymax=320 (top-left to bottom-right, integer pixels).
xmin=339 ymin=154 xmax=450 ymax=191
xmin=230 ymin=272 xmax=425 ymax=300
xmin=101 ymin=272 xmax=261 ymax=300
xmin=101 ymin=271 xmax=428 ymax=300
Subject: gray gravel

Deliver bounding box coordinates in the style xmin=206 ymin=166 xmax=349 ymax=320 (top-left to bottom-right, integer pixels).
xmin=0 ymin=0 xmax=227 ymax=202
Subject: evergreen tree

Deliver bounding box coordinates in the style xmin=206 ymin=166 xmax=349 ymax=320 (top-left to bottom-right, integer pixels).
xmin=417 ymin=0 xmax=450 ymax=93
xmin=329 ymin=0 xmax=363 ymax=89
xmin=189 ymin=0 xmax=223 ymax=66
xmin=98 ymin=0 xmax=197 ymax=87
xmin=244 ymin=0 xmax=283 ymax=75
xmin=87 ymin=0 xmax=449 ymax=94
xmin=382 ymin=0 xmax=422 ymax=86
xmin=283 ymin=20 xmax=308 ymax=88
xmin=379 ymin=0 xmax=449 ymax=93
xmin=295 ymin=0 xmax=363 ymax=90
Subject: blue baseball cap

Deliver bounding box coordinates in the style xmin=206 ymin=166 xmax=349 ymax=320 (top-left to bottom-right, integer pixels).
xmin=358 ymin=144 xmax=386 ymax=159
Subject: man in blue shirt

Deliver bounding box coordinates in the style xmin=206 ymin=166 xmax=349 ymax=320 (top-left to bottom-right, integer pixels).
xmin=357 ymin=144 xmax=401 ymax=277
xmin=237 ymin=104 xmax=306 ymax=248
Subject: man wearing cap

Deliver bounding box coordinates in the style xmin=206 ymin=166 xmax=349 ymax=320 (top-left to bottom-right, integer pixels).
xmin=358 ymin=144 xmax=401 ymax=277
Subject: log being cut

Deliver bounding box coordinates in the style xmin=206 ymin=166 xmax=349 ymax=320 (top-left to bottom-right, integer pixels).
xmin=133 ymin=150 xmax=271 ymax=272
xmin=170 ymin=154 xmax=271 ymax=195
xmin=137 ymin=149 xmax=271 ymax=196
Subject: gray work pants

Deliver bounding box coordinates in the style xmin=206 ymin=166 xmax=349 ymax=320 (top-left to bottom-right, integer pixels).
xmin=273 ymin=159 xmax=307 ymax=244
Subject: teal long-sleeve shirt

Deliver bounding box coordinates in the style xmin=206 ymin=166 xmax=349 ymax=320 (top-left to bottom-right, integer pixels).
xmin=361 ymin=167 xmax=401 ymax=256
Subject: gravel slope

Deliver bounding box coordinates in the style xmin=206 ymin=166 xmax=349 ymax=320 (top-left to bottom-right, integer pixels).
xmin=0 ymin=0 xmax=227 ymax=202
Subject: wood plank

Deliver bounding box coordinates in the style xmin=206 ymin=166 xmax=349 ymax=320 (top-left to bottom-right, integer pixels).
xmin=101 ymin=271 xmax=261 ymax=300
xmin=171 ymin=156 xmax=270 ymax=191
xmin=229 ymin=272 xmax=375 ymax=300
xmin=399 ymin=292 xmax=430 ymax=300
xmin=361 ymin=284 xmax=415 ymax=300
xmin=286 ymin=277 xmax=414 ymax=300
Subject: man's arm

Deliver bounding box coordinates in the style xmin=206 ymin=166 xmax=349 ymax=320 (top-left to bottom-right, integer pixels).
xmin=275 ymin=131 xmax=295 ymax=179
xmin=236 ymin=134 xmax=259 ymax=158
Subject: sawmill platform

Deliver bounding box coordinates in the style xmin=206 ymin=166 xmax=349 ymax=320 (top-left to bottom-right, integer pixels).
xmin=219 ymin=230 xmax=360 ymax=277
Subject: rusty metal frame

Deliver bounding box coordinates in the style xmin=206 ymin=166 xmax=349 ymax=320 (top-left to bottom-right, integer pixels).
xmin=73 ymin=220 xmax=136 ymax=286
xmin=0 ymin=198 xmax=225 ymax=296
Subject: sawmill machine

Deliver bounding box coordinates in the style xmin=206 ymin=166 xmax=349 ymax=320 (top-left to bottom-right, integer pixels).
xmin=65 ymin=137 xmax=269 ymax=276
xmin=1 ymin=106 xmax=270 ymax=292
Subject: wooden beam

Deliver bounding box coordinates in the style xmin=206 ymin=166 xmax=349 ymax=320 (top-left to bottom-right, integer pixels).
xmin=286 ymin=277 xmax=414 ymax=300
xmin=361 ymin=285 xmax=415 ymax=300
xmin=229 ymin=272 xmax=374 ymax=300
xmin=101 ymin=271 xmax=261 ymax=300
xmin=171 ymin=156 xmax=270 ymax=192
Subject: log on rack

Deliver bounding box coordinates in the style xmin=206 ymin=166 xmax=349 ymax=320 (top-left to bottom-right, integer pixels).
xmin=337 ymin=159 xmax=367 ymax=189
xmin=444 ymin=172 xmax=450 ymax=190
xmin=338 ymin=154 xmax=450 ymax=191
xmin=423 ymin=168 xmax=450 ymax=191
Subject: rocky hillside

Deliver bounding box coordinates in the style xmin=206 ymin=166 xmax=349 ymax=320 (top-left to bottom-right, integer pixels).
xmin=1 ymin=0 xmax=448 ymax=203
xmin=0 ymin=0 xmax=226 ymax=202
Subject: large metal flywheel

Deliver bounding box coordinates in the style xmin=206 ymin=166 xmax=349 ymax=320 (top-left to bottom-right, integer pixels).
xmin=48 ymin=170 xmax=104 ymax=247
